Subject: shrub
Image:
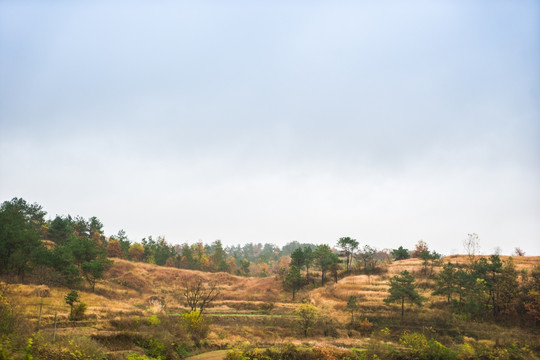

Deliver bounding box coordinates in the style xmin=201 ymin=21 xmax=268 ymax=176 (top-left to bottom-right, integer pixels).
xmin=459 ymin=341 xmax=533 ymax=360
xmin=399 ymin=331 xmax=429 ymax=357
xmin=225 ymin=343 xmax=381 ymax=360
xmin=32 ymin=334 xmax=106 ymax=360
xmin=143 ymin=338 xmax=166 ymax=360
xmin=295 ymin=302 xmax=318 ymax=337
xmin=359 ymin=318 xmax=373 ymax=334
xmin=224 ymin=348 xmax=243 ymax=360
xmin=457 ymin=343 xmax=476 ymax=360
xmin=71 ymin=302 xmax=87 ymax=321
xmin=126 ymin=354 xmax=158 ymax=360
xmin=23 ymin=338 xmax=33 ymax=360
xmin=175 ymin=343 xmax=191 ymax=358
xmin=146 ymin=315 xmax=161 ymax=326
xmin=0 ymin=341 xmax=14 ymax=360
xmin=182 ymin=311 xmax=210 ymax=347
xmin=378 ymin=327 xmax=390 ymax=340
xmin=313 ymin=345 xmax=357 ymax=360
xmin=399 ymin=331 xmax=456 ymax=360
xmin=426 ymin=339 xmax=455 ymax=360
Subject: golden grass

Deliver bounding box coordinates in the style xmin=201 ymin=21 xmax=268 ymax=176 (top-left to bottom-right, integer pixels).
xmin=6 ymin=254 xmax=539 ymax=355
xmin=7 ymin=258 xmax=287 ymax=329
xmin=107 ymin=259 xmax=282 ymax=302
xmin=12 ymin=255 xmax=539 ymax=322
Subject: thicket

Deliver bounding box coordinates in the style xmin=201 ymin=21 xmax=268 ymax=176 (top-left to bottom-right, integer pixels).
xmin=225 ymin=336 xmax=536 ymax=360
xmin=432 ymin=256 xmax=540 ymax=324
xmin=0 ymin=198 xmax=396 ymax=290
xmin=0 ymin=198 xmax=111 ymax=290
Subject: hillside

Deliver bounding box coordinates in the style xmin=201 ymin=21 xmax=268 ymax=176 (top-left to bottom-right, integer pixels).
xmin=4 ymin=255 xmax=540 ymax=359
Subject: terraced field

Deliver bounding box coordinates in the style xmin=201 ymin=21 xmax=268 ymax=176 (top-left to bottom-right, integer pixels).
xmin=7 ymin=255 xmax=540 ymax=358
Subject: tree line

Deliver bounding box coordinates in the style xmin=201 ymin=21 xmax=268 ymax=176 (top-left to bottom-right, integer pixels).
xmin=433 ymin=255 xmax=540 ymax=324
xmin=0 ymin=198 xmax=405 ymax=290
xmin=381 ymin=254 xmax=540 ymax=325
xmin=0 ymin=198 xmax=110 ymax=290
xmin=4 ymin=196 xmax=536 ymax=323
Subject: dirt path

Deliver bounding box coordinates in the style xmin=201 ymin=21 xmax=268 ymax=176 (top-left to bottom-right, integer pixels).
xmin=185 ymin=350 xmax=228 ymax=360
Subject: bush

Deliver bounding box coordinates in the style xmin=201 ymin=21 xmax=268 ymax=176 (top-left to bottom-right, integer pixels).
xmin=399 ymin=331 xmax=456 ymax=360
xmin=359 ymin=318 xmax=373 ymax=335
xmin=0 ymin=341 xmax=14 ymax=360
xmin=313 ymin=345 xmax=357 ymax=360
xmin=146 ymin=315 xmax=161 ymax=326
xmin=126 ymin=354 xmax=158 ymax=360
xmin=71 ymin=302 xmax=87 ymax=321
xmin=143 ymin=338 xmax=166 ymax=360
xmin=226 ymin=343 xmax=368 ymax=360
xmin=182 ymin=311 xmax=210 ymax=347
xmin=32 ymin=334 xmax=106 ymax=360
xmin=457 ymin=343 xmax=476 ymax=360
xmin=458 ymin=341 xmax=534 ymax=360
xmin=295 ymin=302 xmax=318 ymax=337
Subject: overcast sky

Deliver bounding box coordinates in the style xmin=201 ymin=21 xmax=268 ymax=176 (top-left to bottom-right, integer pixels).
xmin=1 ymin=1 xmax=539 ymax=255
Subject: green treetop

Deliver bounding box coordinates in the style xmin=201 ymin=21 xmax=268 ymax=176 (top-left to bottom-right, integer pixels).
xmin=384 ymin=270 xmax=425 ymax=319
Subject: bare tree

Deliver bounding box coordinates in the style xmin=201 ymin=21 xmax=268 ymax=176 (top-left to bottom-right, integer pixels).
xmin=513 ymin=247 xmax=525 ymax=256
xmin=412 ymin=240 xmax=429 ymax=258
xmin=182 ymin=277 xmax=220 ymax=315
xmin=463 ymin=233 xmax=480 ymax=265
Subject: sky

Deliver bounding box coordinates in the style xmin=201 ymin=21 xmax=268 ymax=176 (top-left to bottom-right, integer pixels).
xmin=1 ymin=1 xmax=539 ymax=255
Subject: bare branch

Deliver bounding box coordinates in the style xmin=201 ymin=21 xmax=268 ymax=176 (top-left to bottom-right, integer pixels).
xmin=181 ymin=277 xmax=220 ymax=315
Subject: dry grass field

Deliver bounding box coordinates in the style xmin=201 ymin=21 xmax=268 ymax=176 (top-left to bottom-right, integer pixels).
xmin=5 ymin=255 xmax=540 ymax=359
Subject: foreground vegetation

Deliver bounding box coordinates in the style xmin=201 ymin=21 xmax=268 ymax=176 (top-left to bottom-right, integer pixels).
xmin=1 ymin=198 xmax=539 ymax=359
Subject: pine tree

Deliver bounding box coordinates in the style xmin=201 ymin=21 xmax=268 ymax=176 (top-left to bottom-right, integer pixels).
xmin=345 ymin=295 xmax=359 ymax=325
xmin=283 ymin=265 xmax=304 ymax=300
xmin=384 ymin=270 xmax=425 ymax=319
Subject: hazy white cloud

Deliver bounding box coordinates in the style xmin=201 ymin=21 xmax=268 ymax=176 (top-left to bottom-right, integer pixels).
xmin=1 ymin=0 xmax=539 ymax=254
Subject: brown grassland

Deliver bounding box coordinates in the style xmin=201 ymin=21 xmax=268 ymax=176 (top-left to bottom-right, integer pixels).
xmin=5 ymin=255 xmax=540 ymax=359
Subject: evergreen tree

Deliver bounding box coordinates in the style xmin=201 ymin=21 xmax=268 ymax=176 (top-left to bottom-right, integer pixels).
xmin=433 ymin=262 xmax=458 ymax=303
xmin=337 ymin=237 xmax=358 ymax=273
xmin=392 ymin=246 xmax=410 ymax=261
xmin=283 ymin=265 xmax=304 ymax=300
xmin=210 ymin=240 xmax=229 ymax=272
xmin=384 ymin=270 xmax=425 ymax=319
xmin=82 ymin=258 xmax=110 ymax=292
xmin=47 ymin=215 xmax=73 ymax=244
xmin=0 ymin=198 xmax=46 ymax=281
xmin=65 ymin=290 xmax=80 ymax=318
xmin=304 ymin=247 xmax=314 ymax=281
xmin=345 ymin=295 xmax=359 ymax=325
xmin=314 ymin=244 xmax=340 ymax=286
xmin=290 ymin=248 xmax=306 ymax=269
